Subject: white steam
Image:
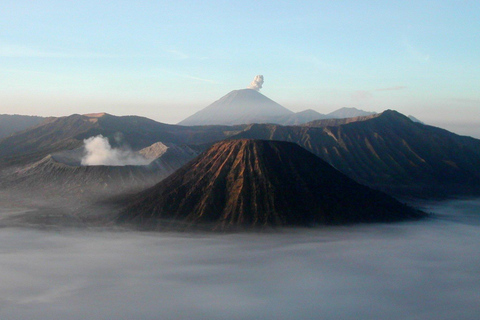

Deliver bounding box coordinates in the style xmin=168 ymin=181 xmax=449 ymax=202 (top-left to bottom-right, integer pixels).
xmin=247 ymin=75 xmax=264 ymax=91
xmin=80 ymin=135 xmax=151 ymax=166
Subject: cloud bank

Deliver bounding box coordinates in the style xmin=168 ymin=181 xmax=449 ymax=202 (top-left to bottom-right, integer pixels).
xmin=1 ymin=198 xmax=480 ymax=319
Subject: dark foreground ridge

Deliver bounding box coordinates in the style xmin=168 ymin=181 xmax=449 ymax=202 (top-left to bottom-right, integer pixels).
xmin=118 ymin=139 xmax=424 ymax=230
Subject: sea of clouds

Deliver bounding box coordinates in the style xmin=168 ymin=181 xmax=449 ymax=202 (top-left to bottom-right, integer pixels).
xmin=0 ymin=199 xmax=479 ymax=319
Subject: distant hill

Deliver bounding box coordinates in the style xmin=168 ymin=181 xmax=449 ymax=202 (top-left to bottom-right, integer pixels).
xmin=178 ymin=89 xmax=378 ymax=126
xmin=408 ymin=115 xmax=424 ymax=124
xmin=278 ymin=107 xmax=375 ymax=125
xmin=118 ymin=139 xmax=422 ymax=230
xmin=302 ymin=114 xmax=378 ymax=127
xmin=229 ymin=110 xmax=480 ymax=198
xmin=272 ymin=107 xmax=375 ymax=125
xmin=325 ymin=107 xmax=376 ymax=119
xmin=178 ymin=89 xmax=294 ymax=126
xmin=273 ymin=109 xmax=326 ymax=125
xmin=0 ymin=114 xmax=45 ymax=139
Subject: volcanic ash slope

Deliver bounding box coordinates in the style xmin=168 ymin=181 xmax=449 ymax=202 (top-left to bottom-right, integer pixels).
xmin=118 ymin=139 xmax=423 ymax=230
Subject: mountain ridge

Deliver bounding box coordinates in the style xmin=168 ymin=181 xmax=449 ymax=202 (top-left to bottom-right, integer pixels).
xmin=2 ymin=109 xmax=480 ymax=199
xmin=178 ymin=89 xmax=376 ymax=126
xmin=229 ymin=110 xmax=480 ymax=197
xmin=0 ymin=113 xmax=246 ymax=167
xmin=0 ymin=114 xmax=46 ymax=140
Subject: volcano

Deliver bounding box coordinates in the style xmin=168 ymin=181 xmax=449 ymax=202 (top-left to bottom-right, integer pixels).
xmin=1 ymin=141 xmax=200 ymax=204
xmin=118 ymin=139 xmax=423 ymax=229
xmin=178 ymin=89 xmax=294 ymax=126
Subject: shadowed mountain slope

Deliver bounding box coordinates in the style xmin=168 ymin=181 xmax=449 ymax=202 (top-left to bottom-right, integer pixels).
xmin=230 ymin=111 xmax=480 ymax=197
xmin=118 ymin=140 xmax=422 ymax=230
xmin=178 ymin=89 xmax=294 ymax=126
xmin=302 ymin=114 xmax=379 ymax=127
xmin=1 ymin=142 xmax=200 ymax=203
xmin=0 ymin=114 xmax=94 ymax=165
xmin=0 ymin=113 xmax=245 ymax=167
xmin=0 ymin=114 xmax=45 ymax=139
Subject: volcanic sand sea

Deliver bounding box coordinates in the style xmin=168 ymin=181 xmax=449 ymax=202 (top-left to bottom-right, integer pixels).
xmin=0 ymin=199 xmax=479 ymax=320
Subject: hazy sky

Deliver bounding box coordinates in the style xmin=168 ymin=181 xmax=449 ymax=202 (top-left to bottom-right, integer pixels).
xmin=1 ymin=1 xmax=479 ymax=136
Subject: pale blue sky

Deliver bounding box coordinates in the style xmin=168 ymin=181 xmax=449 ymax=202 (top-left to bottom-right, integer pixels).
xmin=1 ymin=1 xmax=479 ymax=137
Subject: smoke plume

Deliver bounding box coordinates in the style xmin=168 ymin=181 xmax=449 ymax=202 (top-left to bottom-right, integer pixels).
xmin=80 ymin=135 xmax=151 ymax=166
xmin=247 ymin=75 xmax=264 ymax=91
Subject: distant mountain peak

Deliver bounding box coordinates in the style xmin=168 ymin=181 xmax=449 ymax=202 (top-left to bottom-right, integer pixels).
xmin=84 ymin=112 xmax=109 ymax=118
xmin=178 ymin=89 xmax=293 ymax=126
xmin=326 ymin=107 xmax=376 ymax=119
xmin=377 ymin=109 xmax=411 ymax=121
xmin=273 ymin=109 xmax=326 ymax=126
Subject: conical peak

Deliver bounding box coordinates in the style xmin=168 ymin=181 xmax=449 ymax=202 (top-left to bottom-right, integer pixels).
xmin=212 ymin=89 xmax=270 ymax=105
xmin=213 ymin=89 xmax=284 ymax=107
xmin=373 ymin=110 xmax=413 ymax=123
xmin=119 ymin=138 xmax=422 ymax=229
xmin=197 ymin=139 xmax=307 ymax=167
xmin=178 ymin=89 xmax=293 ymax=126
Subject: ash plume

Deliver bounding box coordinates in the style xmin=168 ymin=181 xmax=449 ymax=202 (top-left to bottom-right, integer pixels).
xmin=80 ymin=135 xmax=150 ymax=166
xmin=247 ymin=75 xmax=264 ymax=91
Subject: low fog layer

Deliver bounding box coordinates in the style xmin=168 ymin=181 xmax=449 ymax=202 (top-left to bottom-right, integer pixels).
xmin=0 ymin=199 xmax=479 ymax=319
xmin=81 ymin=135 xmax=151 ymax=166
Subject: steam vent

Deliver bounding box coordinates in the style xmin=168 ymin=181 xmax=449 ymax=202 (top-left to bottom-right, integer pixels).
xmin=118 ymin=139 xmax=423 ymax=230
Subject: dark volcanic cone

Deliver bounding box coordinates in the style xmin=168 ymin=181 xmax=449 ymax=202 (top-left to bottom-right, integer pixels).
xmin=118 ymin=139 xmax=423 ymax=229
